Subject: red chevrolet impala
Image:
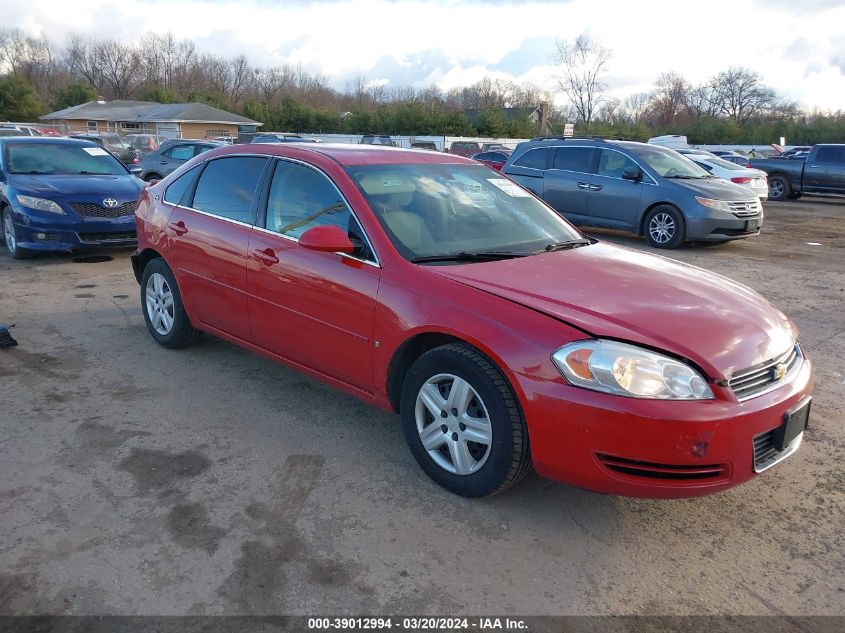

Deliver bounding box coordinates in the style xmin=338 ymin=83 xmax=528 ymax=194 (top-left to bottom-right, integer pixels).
xmin=132 ymin=143 xmax=812 ymax=498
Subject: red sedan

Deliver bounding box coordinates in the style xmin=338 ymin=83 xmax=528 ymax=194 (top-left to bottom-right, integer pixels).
xmin=471 ymin=150 xmax=511 ymax=171
xmin=132 ymin=143 xmax=812 ymax=498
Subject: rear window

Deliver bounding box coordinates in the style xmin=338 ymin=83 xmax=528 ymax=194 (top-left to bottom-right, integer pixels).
xmin=191 ymin=156 xmax=268 ymax=223
xmin=815 ymin=146 xmax=845 ymax=164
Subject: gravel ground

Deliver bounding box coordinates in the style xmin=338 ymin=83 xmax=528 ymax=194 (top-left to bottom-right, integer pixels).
xmin=0 ymin=198 xmax=843 ymax=617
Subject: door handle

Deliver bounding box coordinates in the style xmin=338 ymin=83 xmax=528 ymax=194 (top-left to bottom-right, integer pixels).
xmin=160 ymin=161 xmax=168 ymax=165
xmin=252 ymin=247 xmax=279 ymax=266
xmin=807 ymin=165 xmax=818 ymax=168
xmin=590 ymin=184 xmax=603 ymax=191
xmin=168 ymin=221 xmax=188 ymax=236
xmin=577 ymin=182 xmax=591 ymax=189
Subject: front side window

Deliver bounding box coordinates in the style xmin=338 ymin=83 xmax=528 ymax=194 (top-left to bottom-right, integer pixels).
xmin=513 ymin=147 xmax=550 ymax=170
xmin=596 ymin=149 xmax=639 ymax=178
xmin=628 ymin=144 xmax=711 ymax=179
xmin=346 ymin=163 xmax=583 ymax=261
xmin=191 ymin=156 xmax=267 ymax=223
xmin=264 ymin=160 xmax=373 ymax=259
xmin=164 ymin=145 xmax=194 ymax=161
xmin=5 ymin=142 xmax=127 ymax=176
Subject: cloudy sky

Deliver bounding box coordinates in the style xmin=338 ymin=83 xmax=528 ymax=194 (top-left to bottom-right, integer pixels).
xmin=10 ymin=0 xmax=845 ymax=110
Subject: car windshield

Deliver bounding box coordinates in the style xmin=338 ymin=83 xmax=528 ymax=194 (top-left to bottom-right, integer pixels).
xmin=346 ymin=163 xmax=584 ymax=262
xmin=628 ymin=145 xmax=711 ymax=178
xmin=5 ymin=142 xmax=128 ymax=175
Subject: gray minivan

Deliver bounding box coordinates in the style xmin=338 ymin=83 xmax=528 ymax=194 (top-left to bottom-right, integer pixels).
xmin=502 ymin=138 xmax=763 ymax=248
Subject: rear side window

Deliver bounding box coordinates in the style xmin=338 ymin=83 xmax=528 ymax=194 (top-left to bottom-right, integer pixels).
xmin=513 ymin=147 xmax=550 ymax=170
xmin=191 ymin=156 xmax=268 ymax=223
xmin=554 ymin=147 xmax=595 ymax=173
xmin=163 ymin=166 xmax=198 ymax=206
xmin=815 ymin=146 xmax=845 ymax=164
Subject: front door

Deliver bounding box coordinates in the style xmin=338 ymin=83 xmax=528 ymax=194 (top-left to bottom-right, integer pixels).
xmin=804 ymin=146 xmax=845 ymax=192
xmin=166 ymin=155 xmax=269 ymax=342
xmin=586 ymin=149 xmax=645 ymax=229
xmin=247 ymin=159 xmax=380 ymax=391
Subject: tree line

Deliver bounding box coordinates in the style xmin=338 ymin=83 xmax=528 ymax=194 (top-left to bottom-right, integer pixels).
xmin=0 ymin=28 xmax=843 ymax=144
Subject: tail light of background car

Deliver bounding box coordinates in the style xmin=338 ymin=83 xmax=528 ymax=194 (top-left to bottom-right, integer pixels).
xmin=731 ymin=177 xmax=752 ymax=184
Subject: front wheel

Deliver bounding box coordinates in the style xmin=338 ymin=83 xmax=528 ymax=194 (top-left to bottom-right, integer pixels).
xmin=400 ymin=343 xmax=531 ymax=497
xmin=140 ymin=258 xmax=201 ymax=348
xmin=768 ymin=176 xmax=790 ymax=201
xmin=3 ymin=207 xmax=32 ymax=259
xmin=644 ymin=205 xmax=685 ymax=249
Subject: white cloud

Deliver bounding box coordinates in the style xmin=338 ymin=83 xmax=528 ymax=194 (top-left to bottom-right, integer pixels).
xmin=8 ymin=0 xmax=845 ymax=111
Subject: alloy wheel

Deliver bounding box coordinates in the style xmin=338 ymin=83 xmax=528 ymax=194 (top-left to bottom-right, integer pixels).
xmin=145 ymin=272 xmax=175 ymax=335
xmin=648 ymin=212 xmax=676 ymax=245
xmin=414 ymin=373 xmax=492 ymax=475
xmin=769 ymin=180 xmax=785 ymax=198
xmin=3 ymin=211 xmax=15 ymax=253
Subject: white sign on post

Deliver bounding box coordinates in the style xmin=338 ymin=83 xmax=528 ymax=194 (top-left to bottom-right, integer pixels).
xmin=564 ymin=123 xmax=575 ymax=138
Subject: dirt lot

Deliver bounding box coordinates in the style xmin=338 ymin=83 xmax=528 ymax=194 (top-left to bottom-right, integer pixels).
xmin=0 ymin=198 xmax=843 ymax=618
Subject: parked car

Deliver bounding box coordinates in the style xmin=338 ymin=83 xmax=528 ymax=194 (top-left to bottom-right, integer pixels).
xmin=482 ymin=143 xmax=511 ymax=152
xmin=750 ymin=144 xmax=845 ymax=200
xmin=502 ymin=138 xmax=763 ymax=248
xmin=252 ymin=133 xmax=316 ymax=144
xmin=124 ymin=133 xmax=168 ymax=154
xmin=647 ymin=134 xmax=688 ymax=149
xmin=0 ymin=129 xmax=26 ymax=137
xmin=1 ymin=137 xmax=143 ymax=258
xmin=360 ymin=134 xmax=394 ymax=146
xmin=212 ymin=136 xmax=235 ymax=144
xmin=410 ymin=141 xmax=438 ymax=151
xmin=70 ymin=133 xmax=139 ymax=166
xmin=448 ymin=141 xmax=481 ymax=157
xmin=683 ymin=152 xmax=768 ymax=201
xmin=132 ymin=143 xmax=811 ymax=499
xmin=0 ymin=124 xmax=44 ymax=137
xmin=471 ymin=150 xmax=512 ymax=171
xmin=139 ymin=140 xmax=225 ymax=182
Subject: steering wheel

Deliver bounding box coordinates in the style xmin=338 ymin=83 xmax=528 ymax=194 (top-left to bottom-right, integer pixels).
xmin=466 ymin=212 xmax=494 ymax=230
xmin=664 ymin=168 xmax=681 ymax=177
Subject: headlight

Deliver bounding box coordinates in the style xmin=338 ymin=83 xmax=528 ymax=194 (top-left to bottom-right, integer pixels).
xmin=552 ymin=340 xmax=714 ymax=400
xmin=695 ymin=197 xmax=731 ymax=213
xmin=16 ymin=195 xmax=65 ymax=215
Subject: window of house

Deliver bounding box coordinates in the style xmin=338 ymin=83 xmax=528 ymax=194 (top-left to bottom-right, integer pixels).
xmin=86 ymin=121 xmax=97 ymax=131
xmin=190 ymin=156 xmax=268 ymax=223
xmin=205 ymin=129 xmax=229 ymax=139
xmin=121 ymin=122 xmax=141 ymax=130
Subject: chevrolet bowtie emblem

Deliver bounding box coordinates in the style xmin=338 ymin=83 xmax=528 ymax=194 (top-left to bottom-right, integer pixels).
xmin=773 ymin=363 xmax=788 ymax=381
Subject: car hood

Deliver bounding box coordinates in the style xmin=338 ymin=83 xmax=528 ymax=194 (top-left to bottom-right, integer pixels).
xmin=669 ymin=177 xmax=756 ymax=200
xmin=12 ymin=174 xmax=142 ymax=199
xmin=429 ymin=243 xmax=797 ymax=380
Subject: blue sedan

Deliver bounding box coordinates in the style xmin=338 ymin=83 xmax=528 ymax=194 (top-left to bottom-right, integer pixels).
xmin=1 ymin=137 xmax=143 ymax=258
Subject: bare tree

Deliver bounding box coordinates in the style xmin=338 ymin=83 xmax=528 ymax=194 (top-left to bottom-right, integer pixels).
xmin=648 ymin=72 xmax=691 ymax=126
xmin=707 ymin=67 xmax=779 ymax=122
xmin=620 ymin=92 xmax=651 ymax=123
xmin=553 ymin=34 xmax=612 ymax=126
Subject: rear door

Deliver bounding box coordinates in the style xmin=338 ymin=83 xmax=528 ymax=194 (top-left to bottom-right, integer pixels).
xmin=247 ymin=159 xmax=380 ymax=390
xmin=543 ymin=146 xmax=595 ymax=223
xmin=160 ymin=144 xmax=195 ymax=176
xmin=586 ymin=148 xmax=645 ymax=229
xmin=804 ymin=146 xmax=845 ymax=193
xmin=166 ymin=155 xmax=270 ymax=342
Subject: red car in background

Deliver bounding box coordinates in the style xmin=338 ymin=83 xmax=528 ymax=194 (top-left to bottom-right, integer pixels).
xmin=471 ymin=150 xmax=512 ymax=171
xmin=132 ymin=143 xmax=812 ymax=499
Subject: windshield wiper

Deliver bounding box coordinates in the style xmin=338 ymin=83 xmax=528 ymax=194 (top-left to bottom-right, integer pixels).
xmin=410 ymin=250 xmax=532 ymax=264
xmin=665 ymin=174 xmax=704 ymax=179
xmin=539 ymin=238 xmax=592 ymax=253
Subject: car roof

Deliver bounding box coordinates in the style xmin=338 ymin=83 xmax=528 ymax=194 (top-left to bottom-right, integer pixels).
xmin=230 ymin=142 xmax=475 ymax=166
xmin=0 ymin=136 xmax=97 ymax=147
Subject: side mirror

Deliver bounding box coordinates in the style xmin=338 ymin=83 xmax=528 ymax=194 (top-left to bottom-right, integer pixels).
xmin=622 ymin=166 xmax=642 ymax=181
xmin=298 ymin=225 xmax=355 ymax=254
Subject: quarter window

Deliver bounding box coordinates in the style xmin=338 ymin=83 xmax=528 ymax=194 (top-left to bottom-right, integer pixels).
xmin=191 ymin=156 xmax=267 ymax=223
xmin=163 ymin=166 xmax=198 ymax=206
xmin=265 ymin=160 xmax=374 ymax=260
xmin=513 ymin=147 xmax=550 ymax=170
xmin=553 ymin=147 xmax=595 ymax=173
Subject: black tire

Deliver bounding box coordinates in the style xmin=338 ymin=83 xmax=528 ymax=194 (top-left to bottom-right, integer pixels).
xmin=400 ymin=343 xmax=531 ymax=497
xmin=786 ymin=192 xmax=803 ymax=200
xmin=2 ymin=207 xmax=33 ymax=259
xmin=644 ymin=205 xmax=685 ymax=249
xmin=144 ymin=173 xmax=163 ymax=182
xmin=768 ymin=176 xmax=790 ymax=201
xmin=139 ymin=257 xmax=201 ymax=348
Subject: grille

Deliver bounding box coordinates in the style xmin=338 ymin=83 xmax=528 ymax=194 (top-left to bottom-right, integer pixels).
xmin=728 ymin=345 xmax=801 ymax=401
xmin=70 ymin=201 xmax=136 ymax=218
xmin=597 ymin=454 xmax=726 ymax=480
xmin=753 ymin=431 xmax=779 ymax=470
xmin=77 ymin=231 xmax=137 ymax=243
xmin=727 ymin=199 xmax=762 ymax=217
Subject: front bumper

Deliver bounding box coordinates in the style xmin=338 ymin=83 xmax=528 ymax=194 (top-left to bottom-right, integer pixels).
xmin=11 ymin=212 xmax=137 ymax=252
xmin=686 ymin=209 xmax=764 ymax=242
xmin=518 ymin=356 xmax=812 ymax=498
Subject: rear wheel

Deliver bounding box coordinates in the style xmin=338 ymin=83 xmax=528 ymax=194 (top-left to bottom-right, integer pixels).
xmin=400 ymin=343 xmax=531 ymax=497
xmin=2 ymin=207 xmax=32 ymax=259
xmin=140 ymin=258 xmax=201 ymax=348
xmin=644 ymin=205 xmax=685 ymax=249
xmin=768 ymin=176 xmax=790 ymax=201
xmin=144 ymin=173 xmax=162 ymax=182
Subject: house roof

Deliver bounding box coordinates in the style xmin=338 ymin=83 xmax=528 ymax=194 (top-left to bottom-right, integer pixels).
xmin=40 ymin=100 xmax=261 ymax=126
xmin=462 ymin=107 xmax=540 ymax=125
